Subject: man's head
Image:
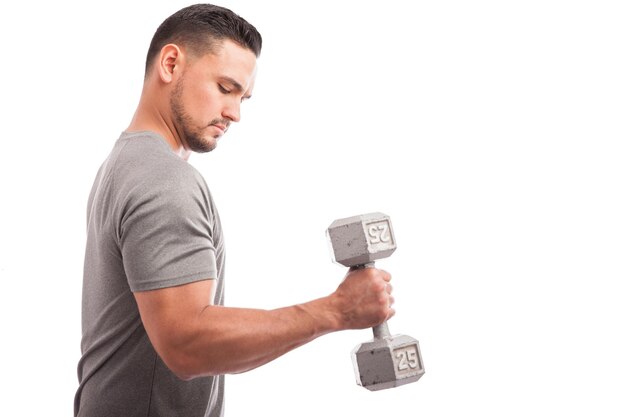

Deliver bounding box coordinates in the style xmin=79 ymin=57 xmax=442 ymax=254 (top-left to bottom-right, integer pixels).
xmin=146 ymin=4 xmax=262 ymax=76
xmin=144 ymin=4 xmax=262 ymax=153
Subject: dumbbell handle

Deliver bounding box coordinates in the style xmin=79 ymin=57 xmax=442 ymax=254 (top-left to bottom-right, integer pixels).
xmin=349 ymin=262 xmax=392 ymax=340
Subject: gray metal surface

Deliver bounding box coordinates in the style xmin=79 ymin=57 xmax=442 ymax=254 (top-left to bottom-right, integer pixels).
xmin=327 ymin=212 xmax=397 ymax=267
xmin=352 ymin=335 xmax=425 ymax=391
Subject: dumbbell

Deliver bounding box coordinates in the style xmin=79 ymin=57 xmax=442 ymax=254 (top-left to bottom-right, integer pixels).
xmin=326 ymin=212 xmax=425 ymax=391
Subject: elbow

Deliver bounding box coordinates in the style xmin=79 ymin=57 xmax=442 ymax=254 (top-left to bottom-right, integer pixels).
xmin=145 ymin=320 xmax=236 ymax=379
xmin=172 ymin=370 xmax=195 ymax=382
xmin=174 ymin=371 xmax=196 ymax=382
xmin=148 ymin=327 xmax=211 ymax=380
xmin=169 ymin=358 xmax=196 ymax=381
xmin=162 ymin=353 xmax=199 ymax=381
xmin=160 ymin=349 xmax=203 ymax=381
xmin=159 ymin=347 xmax=223 ymax=381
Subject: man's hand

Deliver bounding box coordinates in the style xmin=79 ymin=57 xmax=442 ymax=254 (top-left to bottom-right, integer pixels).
xmin=331 ymin=268 xmax=394 ymax=330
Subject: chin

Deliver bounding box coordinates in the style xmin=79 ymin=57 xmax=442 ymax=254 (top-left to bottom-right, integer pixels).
xmin=185 ymin=134 xmax=217 ymax=154
xmin=200 ymin=142 xmax=218 ymax=153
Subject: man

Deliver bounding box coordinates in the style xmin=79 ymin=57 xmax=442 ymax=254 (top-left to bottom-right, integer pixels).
xmin=75 ymin=4 xmax=394 ymax=417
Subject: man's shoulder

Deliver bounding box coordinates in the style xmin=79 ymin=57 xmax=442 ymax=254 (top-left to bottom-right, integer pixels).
xmin=113 ymin=131 xmax=205 ymax=190
xmin=115 ymin=131 xmax=186 ymax=170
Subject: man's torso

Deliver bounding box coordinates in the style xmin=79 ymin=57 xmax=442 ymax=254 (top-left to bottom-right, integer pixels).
xmin=75 ymin=131 xmax=225 ymax=417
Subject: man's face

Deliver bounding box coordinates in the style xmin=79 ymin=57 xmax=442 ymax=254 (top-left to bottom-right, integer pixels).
xmin=170 ymin=40 xmax=257 ymax=153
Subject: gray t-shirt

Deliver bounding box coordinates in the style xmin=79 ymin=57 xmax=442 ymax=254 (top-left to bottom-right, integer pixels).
xmin=75 ymin=131 xmax=225 ymax=417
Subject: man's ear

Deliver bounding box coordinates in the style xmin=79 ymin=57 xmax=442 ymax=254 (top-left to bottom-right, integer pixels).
xmin=157 ymin=44 xmax=185 ymax=84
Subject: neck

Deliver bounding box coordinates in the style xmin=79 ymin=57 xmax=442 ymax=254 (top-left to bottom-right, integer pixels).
xmin=127 ymin=87 xmax=191 ymax=161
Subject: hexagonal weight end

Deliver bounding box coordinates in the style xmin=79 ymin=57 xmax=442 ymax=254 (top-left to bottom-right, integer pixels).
xmin=327 ymin=212 xmax=397 ymax=267
xmin=351 ymin=335 xmax=425 ymax=391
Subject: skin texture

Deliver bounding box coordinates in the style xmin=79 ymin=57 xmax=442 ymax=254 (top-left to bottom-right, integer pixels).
xmin=128 ymin=40 xmax=395 ymax=380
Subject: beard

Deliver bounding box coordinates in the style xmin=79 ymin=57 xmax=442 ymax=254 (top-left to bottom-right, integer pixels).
xmin=170 ymin=76 xmax=218 ymax=154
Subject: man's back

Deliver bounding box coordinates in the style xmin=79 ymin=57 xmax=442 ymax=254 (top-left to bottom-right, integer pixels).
xmin=75 ymin=131 xmax=225 ymax=417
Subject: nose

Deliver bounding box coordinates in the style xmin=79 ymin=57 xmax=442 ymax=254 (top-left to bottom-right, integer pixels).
xmin=222 ymin=100 xmax=241 ymax=123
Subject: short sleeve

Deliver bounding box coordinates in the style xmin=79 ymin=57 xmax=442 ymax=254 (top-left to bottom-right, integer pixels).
xmin=119 ymin=170 xmax=217 ymax=292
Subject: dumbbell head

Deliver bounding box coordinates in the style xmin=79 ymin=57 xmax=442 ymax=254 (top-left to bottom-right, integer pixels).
xmin=327 ymin=212 xmax=396 ymax=267
xmin=352 ymin=335 xmax=425 ymax=391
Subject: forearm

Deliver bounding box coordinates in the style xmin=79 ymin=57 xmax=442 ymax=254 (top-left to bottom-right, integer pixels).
xmin=171 ymin=296 xmax=341 ymax=379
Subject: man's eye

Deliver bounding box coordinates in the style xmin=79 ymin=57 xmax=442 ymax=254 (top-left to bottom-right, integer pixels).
xmin=218 ymin=85 xmax=230 ymax=94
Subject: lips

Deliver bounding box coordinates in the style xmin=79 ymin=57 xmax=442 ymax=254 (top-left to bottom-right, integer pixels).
xmin=212 ymin=123 xmax=228 ymax=133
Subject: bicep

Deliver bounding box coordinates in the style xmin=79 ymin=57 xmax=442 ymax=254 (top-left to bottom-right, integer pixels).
xmin=134 ymin=279 xmax=216 ymax=371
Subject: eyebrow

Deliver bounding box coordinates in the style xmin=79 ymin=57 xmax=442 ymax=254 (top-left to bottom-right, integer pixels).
xmin=220 ymin=76 xmax=252 ymax=100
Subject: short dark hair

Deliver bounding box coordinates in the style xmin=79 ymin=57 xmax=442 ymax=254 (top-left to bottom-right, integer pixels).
xmin=145 ymin=4 xmax=262 ymax=75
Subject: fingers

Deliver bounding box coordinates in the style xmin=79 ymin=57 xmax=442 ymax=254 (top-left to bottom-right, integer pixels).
xmin=379 ymin=270 xmax=394 ymax=320
xmin=334 ymin=267 xmax=397 ymax=329
xmin=374 ymin=269 xmax=394 ymax=309
xmin=379 ymin=269 xmax=392 ymax=283
xmin=385 ymin=294 xmax=395 ymax=320
xmin=380 ymin=279 xmax=395 ymax=323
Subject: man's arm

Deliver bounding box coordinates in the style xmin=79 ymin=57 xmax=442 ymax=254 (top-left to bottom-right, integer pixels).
xmin=134 ymin=267 xmax=394 ymax=380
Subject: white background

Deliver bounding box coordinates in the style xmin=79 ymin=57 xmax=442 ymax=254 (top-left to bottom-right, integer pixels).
xmin=0 ymin=0 xmax=625 ymax=415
